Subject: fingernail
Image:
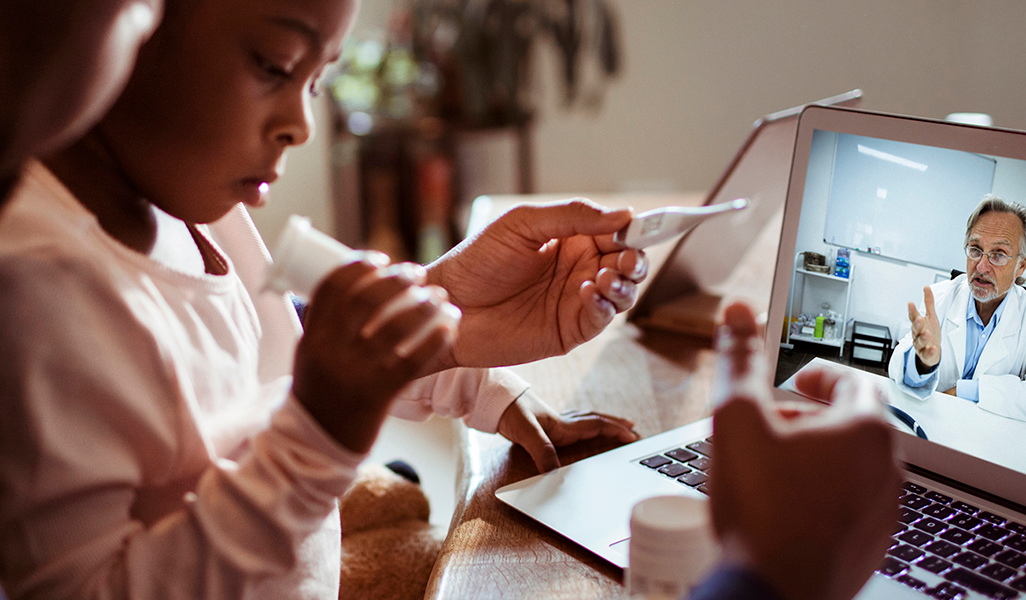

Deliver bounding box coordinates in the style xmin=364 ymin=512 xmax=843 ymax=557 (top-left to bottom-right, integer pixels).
xmin=715 ymin=324 xmax=735 ymax=352
xmin=616 ymin=250 xmax=628 ymax=273
xmin=411 ymin=286 xmax=432 ymax=304
xmin=365 ymin=250 xmax=391 ymax=267
xmin=442 ymin=302 xmax=462 ymax=323
xmin=405 ymin=263 xmax=427 ymax=283
xmin=631 ymin=255 xmax=647 ymax=279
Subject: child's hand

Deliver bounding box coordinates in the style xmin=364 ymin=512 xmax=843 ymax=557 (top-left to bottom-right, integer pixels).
xmin=292 ymin=257 xmax=460 ymax=453
xmin=496 ymin=390 xmax=638 ymax=473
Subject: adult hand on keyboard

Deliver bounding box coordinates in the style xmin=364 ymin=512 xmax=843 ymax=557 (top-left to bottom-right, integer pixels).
xmin=706 ymin=302 xmax=902 ymax=600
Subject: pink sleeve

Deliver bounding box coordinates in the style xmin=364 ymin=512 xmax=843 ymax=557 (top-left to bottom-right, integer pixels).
xmin=0 ymin=261 xmax=362 ymax=600
xmin=389 ymin=367 xmax=530 ymax=433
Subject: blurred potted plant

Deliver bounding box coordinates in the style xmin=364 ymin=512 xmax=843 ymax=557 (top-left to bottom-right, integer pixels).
xmin=328 ymin=0 xmax=622 ymax=130
xmin=409 ymin=0 xmax=622 ymax=127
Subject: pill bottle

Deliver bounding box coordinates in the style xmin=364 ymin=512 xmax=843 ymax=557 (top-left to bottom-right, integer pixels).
xmin=627 ymin=495 xmax=717 ymax=599
xmin=264 ymin=215 xmax=363 ymax=300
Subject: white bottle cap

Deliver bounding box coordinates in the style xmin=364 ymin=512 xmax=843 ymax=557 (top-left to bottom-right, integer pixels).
xmin=628 ymin=495 xmax=718 ymax=597
xmin=264 ymin=215 xmax=362 ymax=300
xmin=945 ymin=112 xmax=993 ymax=127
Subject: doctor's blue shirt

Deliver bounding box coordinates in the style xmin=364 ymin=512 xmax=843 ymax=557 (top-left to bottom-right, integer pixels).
xmin=903 ymin=291 xmax=1011 ymax=402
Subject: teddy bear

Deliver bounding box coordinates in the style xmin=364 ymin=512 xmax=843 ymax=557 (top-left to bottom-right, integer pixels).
xmin=338 ymin=462 xmax=446 ymax=600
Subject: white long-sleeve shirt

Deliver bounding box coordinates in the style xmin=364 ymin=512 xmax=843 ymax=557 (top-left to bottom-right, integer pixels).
xmin=0 ymin=162 xmax=526 ymax=599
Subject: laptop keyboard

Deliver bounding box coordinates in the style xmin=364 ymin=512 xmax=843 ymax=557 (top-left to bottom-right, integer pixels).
xmin=639 ymin=443 xmax=1026 ymax=599
xmin=883 ymin=480 xmax=1026 ymax=599
xmin=638 ymin=437 xmax=714 ymax=495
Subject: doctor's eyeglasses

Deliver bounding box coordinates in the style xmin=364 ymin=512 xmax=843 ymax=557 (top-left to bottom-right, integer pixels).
xmin=965 ymin=245 xmax=1021 ymax=266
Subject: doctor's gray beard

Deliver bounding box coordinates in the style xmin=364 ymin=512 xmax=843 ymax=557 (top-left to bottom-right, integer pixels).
xmin=969 ymin=280 xmax=1007 ymax=303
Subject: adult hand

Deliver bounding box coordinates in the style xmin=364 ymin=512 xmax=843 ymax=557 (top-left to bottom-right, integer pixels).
xmin=709 ymin=302 xmax=901 ymax=600
xmin=426 ymin=198 xmax=647 ymax=369
xmin=908 ymin=286 xmax=942 ymax=370
xmin=496 ymin=390 xmax=638 ymax=473
xmin=293 ymin=257 xmax=460 ymax=454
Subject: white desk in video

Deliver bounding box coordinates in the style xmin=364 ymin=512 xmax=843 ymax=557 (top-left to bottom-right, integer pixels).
xmin=785 ymin=358 xmax=1026 ymax=475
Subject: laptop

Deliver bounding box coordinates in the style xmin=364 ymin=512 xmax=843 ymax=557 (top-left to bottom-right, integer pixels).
xmin=497 ymin=105 xmax=1026 ymax=600
xmin=627 ymin=89 xmax=862 ymax=340
xmin=493 ymin=91 xmax=864 ymax=567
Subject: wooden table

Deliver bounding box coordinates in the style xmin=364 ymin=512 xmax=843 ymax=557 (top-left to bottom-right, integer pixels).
xmin=424 ymin=193 xmax=739 ymax=599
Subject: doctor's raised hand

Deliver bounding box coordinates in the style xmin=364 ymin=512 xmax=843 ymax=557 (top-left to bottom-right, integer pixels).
xmin=425 ymin=198 xmax=648 ymax=369
xmin=908 ymin=285 xmax=942 ymax=372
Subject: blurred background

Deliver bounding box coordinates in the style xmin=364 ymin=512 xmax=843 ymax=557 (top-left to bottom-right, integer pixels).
xmin=247 ymin=0 xmax=1026 ymax=260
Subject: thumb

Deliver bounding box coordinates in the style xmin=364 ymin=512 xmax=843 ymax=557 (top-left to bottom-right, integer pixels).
xmin=813 ymin=373 xmax=888 ymax=427
xmin=793 ymin=366 xmax=846 ymax=403
xmin=512 ymin=198 xmax=632 ymax=245
xmin=923 ymin=286 xmax=937 ymax=320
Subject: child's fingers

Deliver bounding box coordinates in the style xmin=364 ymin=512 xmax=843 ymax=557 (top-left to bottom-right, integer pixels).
xmin=785 ymin=373 xmax=889 ymax=437
xmin=392 ymin=319 xmax=458 ymax=378
xmin=347 ymin=261 xmax=426 ymax=300
xmin=334 ymin=264 xmax=431 ymax=333
xmin=548 ymin=412 xmax=639 ymax=445
xmin=363 ymin=285 xmax=460 ymax=359
xmin=360 ymin=285 xmax=435 ymax=340
xmin=394 ymin=297 xmax=460 ymax=359
xmin=304 ymin=259 xmax=394 ymax=337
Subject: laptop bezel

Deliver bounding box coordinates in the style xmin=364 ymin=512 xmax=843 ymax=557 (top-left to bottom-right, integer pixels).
xmin=764 ymin=104 xmax=1026 ymax=508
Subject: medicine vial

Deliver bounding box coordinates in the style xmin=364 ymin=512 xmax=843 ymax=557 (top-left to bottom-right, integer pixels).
xmin=263 ymin=215 xmax=363 ymax=300
xmin=263 ymin=215 xmax=460 ymax=358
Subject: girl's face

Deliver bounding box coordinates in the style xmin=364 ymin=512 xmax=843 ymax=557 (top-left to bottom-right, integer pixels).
xmin=97 ymin=0 xmax=357 ymax=224
xmin=1 ymin=0 xmax=163 ymax=182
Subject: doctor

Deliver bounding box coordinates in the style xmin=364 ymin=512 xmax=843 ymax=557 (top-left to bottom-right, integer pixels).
xmin=889 ymin=195 xmax=1026 ymax=421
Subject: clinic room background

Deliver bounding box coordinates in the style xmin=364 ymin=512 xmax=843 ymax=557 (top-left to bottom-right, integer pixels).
xmin=790 ymin=130 xmax=1026 ymax=350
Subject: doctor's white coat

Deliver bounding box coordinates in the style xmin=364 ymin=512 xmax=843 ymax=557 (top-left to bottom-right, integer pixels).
xmin=888 ymin=274 xmax=1026 ymax=422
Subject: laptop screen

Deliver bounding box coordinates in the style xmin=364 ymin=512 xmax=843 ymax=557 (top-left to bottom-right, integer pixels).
xmin=766 ymin=106 xmax=1026 ymax=500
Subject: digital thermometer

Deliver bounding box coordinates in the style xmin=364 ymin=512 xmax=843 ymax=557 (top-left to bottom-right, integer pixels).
xmin=614 ymin=198 xmax=749 ymax=249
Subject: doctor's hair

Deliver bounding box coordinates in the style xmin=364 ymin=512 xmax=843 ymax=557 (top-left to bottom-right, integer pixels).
xmin=965 ymin=194 xmax=1026 ymax=285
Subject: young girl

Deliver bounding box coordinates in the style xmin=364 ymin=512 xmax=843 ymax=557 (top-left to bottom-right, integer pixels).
xmin=0 ymin=0 xmax=645 ymax=597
